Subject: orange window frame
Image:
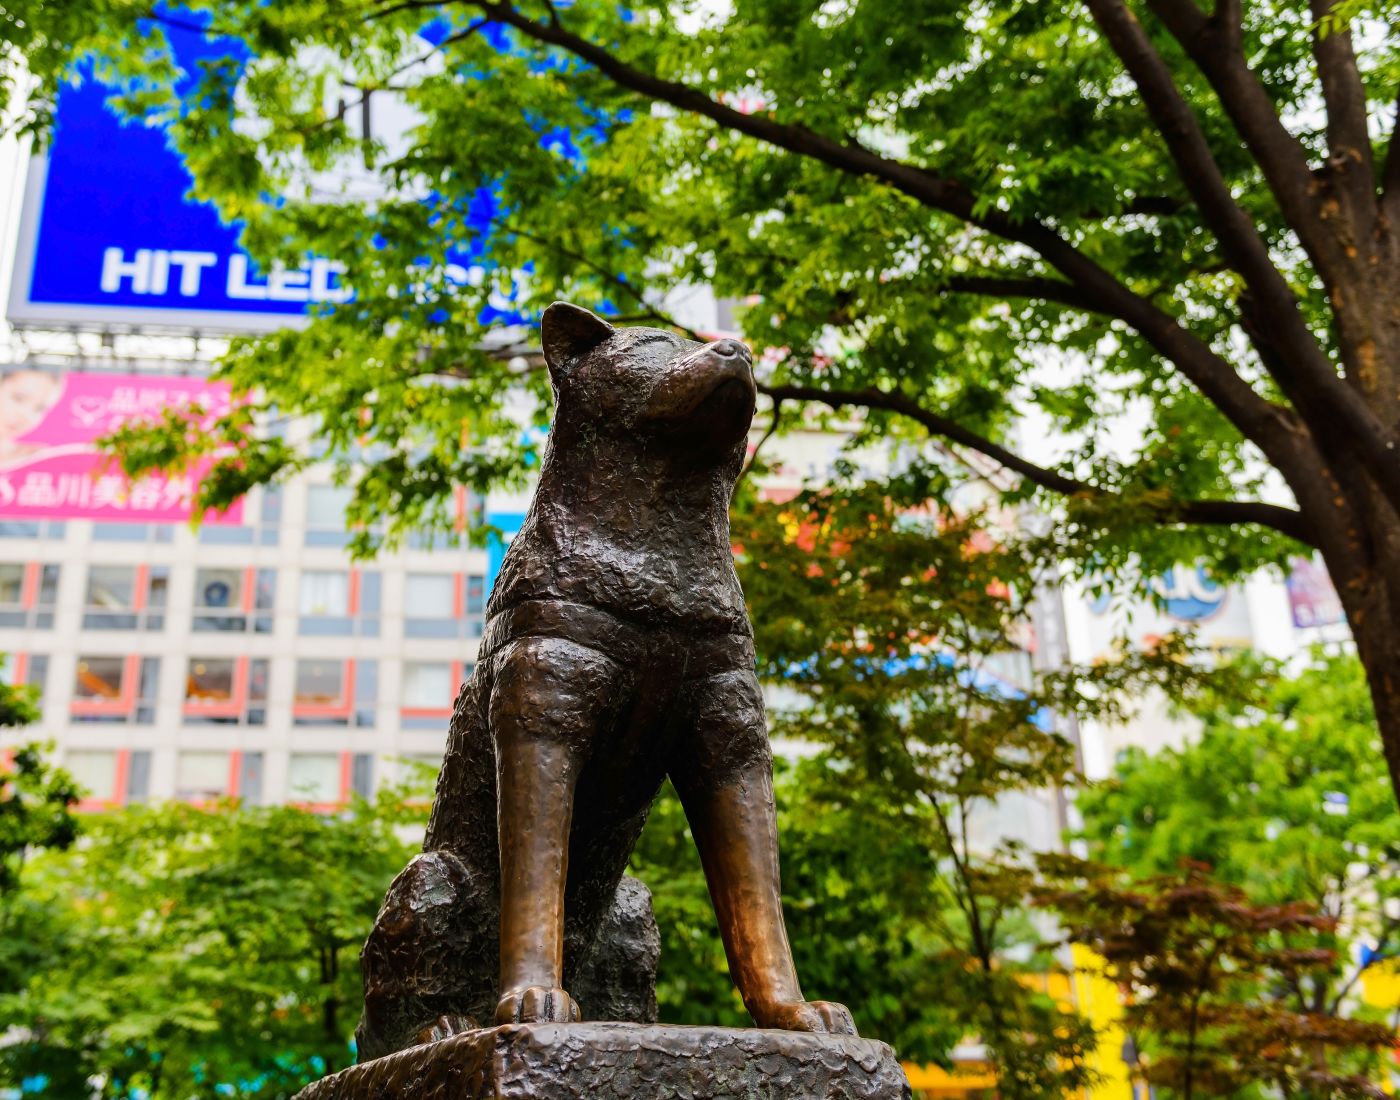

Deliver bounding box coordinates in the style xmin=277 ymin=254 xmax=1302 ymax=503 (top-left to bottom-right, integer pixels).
xmin=289 ymin=751 xmax=356 ymax=813
xmin=18 ymin=562 xmax=40 ymax=608
xmin=70 ymin=655 xmax=140 ymax=717
xmin=74 ymin=748 xmax=131 ymax=812
xmin=182 ymin=656 xmax=249 ymax=719
xmin=293 ymin=659 xmax=356 ymax=720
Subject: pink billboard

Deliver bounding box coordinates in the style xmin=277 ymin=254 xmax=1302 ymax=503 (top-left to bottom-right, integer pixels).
xmin=0 ymin=370 xmax=243 ymax=523
xmin=1285 ymin=555 xmax=1345 ymax=629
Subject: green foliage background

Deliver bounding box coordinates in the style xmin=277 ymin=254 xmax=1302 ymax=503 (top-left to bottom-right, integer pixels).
xmin=1076 ymin=651 xmax=1400 ymax=1024
xmin=7 ymin=0 xmax=1388 ymax=587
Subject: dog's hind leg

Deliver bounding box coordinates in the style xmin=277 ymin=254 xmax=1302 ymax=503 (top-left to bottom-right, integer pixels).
xmin=355 ymin=848 xmax=499 ymax=1060
xmin=356 ymin=672 xmax=502 ymax=1061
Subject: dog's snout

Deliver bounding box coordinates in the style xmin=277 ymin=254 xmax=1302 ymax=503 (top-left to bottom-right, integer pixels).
xmin=711 ymin=339 xmax=749 ymax=360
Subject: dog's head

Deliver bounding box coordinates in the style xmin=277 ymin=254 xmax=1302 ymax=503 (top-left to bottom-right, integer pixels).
xmin=540 ymin=302 xmax=757 ymax=461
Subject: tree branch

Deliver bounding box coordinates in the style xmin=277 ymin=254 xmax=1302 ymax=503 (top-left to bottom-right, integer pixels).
xmin=1213 ymin=0 xmax=1242 ymax=30
xmin=1086 ymin=0 xmax=1400 ymax=515
xmin=361 ymin=0 xmax=440 ymax=23
xmin=1141 ymin=0 xmax=1348 ymax=272
xmin=469 ymin=0 xmax=1312 ymax=484
xmin=502 ymin=221 xmax=701 ymax=338
xmin=1307 ymin=0 xmax=1376 ymax=194
xmin=735 ymin=396 xmax=785 ymax=498
xmin=143 ymin=10 xmax=213 ymax=35
xmin=1083 ymin=2 xmax=1331 ymax=372
xmin=1119 ymin=194 xmax=1189 ymax=217
xmin=1327 ymin=913 xmax=1399 ymax=1016
xmin=1074 ymin=194 xmax=1189 ymax=219
xmin=941 ymin=275 xmax=1101 ymax=312
xmin=758 ymin=381 xmax=1317 ymax=545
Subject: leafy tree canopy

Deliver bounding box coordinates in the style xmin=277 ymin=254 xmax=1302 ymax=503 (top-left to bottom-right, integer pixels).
xmin=0 ymin=740 xmax=79 ymax=1003
xmin=1078 ymin=652 xmax=1397 ymax=908
xmin=10 ymin=0 xmax=1400 ymax=795
xmin=708 ymin=479 xmax=1245 ymax=1095
xmin=0 ymin=0 xmax=1378 ymax=570
xmin=0 ymin=788 xmax=422 ymax=1099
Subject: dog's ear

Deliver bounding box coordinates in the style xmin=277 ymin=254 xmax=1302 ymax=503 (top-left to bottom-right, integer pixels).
xmin=541 ymin=302 xmax=615 ymax=381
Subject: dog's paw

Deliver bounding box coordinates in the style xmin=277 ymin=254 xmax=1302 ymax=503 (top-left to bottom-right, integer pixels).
xmin=754 ymin=999 xmax=858 ymax=1036
xmin=495 ymin=986 xmax=581 ymax=1024
xmin=413 ymin=1013 xmax=476 ymax=1045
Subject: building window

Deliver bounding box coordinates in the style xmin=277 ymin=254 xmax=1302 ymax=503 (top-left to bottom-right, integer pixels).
xmin=192 ymin=567 xmax=275 ymax=633
xmin=0 ymin=562 xmax=59 ymax=628
xmin=82 ymin=564 xmax=168 ymax=631
xmin=127 ymin=749 xmax=152 ymax=803
xmin=0 ymin=563 xmax=21 ymax=606
xmin=305 ymin=485 xmax=355 ymax=547
xmin=66 ymin=748 xmax=150 ymax=809
xmin=0 ymin=520 xmax=66 ymax=539
xmin=299 ymin=569 xmax=347 ymax=618
xmin=403 ymin=572 xmax=486 ymax=638
xmin=176 ymin=751 xmax=231 ymax=802
xmin=981 ymin=650 xmax=1035 ymax=694
xmin=183 ymin=657 xmax=269 ymax=726
xmin=401 ymin=660 xmax=468 ymax=729
xmin=406 ymin=528 xmax=456 ymax=551
xmin=71 ymin=655 xmax=159 ymax=724
xmin=172 ymin=749 xmax=264 ymax=804
xmin=293 ymin=659 xmax=376 ymax=727
xmin=238 ymin=751 xmax=265 ymax=806
xmin=67 ymin=750 xmax=119 ymax=807
xmin=287 ymin=751 xmax=372 ymax=807
xmin=298 ymin=569 xmax=380 ymax=636
xmin=6 ymin=653 xmax=49 ymax=704
xmin=288 ymin=753 xmax=342 ymax=805
xmin=199 ymin=485 xmax=281 ymax=546
xmin=351 ymin=753 xmax=374 ymax=799
xmin=407 ymin=487 xmax=481 ymax=550
xmin=404 ymin=573 xmax=454 ymax=637
xmin=92 ymin=522 xmax=176 ymax=543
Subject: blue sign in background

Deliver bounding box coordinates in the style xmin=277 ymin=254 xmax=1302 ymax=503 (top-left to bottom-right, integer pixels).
xmin=9 ymin=17 xmax=528 ymax=331
xmin=12 ymin=21 xmax=321 ymax=327
xmin=10 ymin=11 xmax=608 ymax=332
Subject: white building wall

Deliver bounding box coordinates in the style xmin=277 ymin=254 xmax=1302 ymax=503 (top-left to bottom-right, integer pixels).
xmin=1062 ymin=563 xmax=1352 ymax=779
xmin=0 ymin=470 xmax=496 ymax=806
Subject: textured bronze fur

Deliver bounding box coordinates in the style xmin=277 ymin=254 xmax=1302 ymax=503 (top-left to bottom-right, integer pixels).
xmin=356 ymin=303 xmax=855 ymax=1061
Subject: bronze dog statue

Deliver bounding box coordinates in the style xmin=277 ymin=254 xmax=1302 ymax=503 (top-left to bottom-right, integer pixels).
xmin=356 ymin=302 xmax=855 ymax=1060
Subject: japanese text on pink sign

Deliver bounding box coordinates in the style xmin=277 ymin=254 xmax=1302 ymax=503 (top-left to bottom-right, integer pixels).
xmin=0 ymin=371 xmax=243 ymax=523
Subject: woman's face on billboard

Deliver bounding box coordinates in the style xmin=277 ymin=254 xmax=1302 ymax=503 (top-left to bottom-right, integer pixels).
xmin=0 ymin=371 xmax=59 ymax=441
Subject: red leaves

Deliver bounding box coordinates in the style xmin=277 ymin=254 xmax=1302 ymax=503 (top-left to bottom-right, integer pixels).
xmin=1037 ymin=859 xmax=1393 ymax=1098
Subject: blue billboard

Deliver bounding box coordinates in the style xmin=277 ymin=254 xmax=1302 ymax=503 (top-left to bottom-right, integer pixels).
xmin=6 ymin=19 xmax=341 ymax=332
xmin=6 ymin=18 xmax=519 ymax=334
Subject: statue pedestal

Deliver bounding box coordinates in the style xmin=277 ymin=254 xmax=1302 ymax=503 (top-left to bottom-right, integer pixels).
xmin=295 ymin=1022 xmax=911 ymax=1099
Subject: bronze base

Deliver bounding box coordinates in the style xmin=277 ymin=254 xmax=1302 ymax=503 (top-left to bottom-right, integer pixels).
xmin=295 ymin=1022 xmax=912 ymax=1099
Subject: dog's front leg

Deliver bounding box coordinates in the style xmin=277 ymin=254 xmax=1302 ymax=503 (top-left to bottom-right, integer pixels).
xmin=489 ymin=636 xmax=619 ymax=1025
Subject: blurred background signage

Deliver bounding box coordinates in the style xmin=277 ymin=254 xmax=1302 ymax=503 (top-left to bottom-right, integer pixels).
xmin=1285 ymin=555 xmax=1345 ymax=629
xmin=1151 ymin=564 xmax=1227 ymax=623
xmin=0 ymin=370 xmax=241 ymax=522
xmin=6 ymin=17 xmax=514 ymax=334
xmin=5 ymin=21 xmax=327 ymax=333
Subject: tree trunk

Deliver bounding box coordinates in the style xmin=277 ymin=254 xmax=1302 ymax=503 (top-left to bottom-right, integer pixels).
xmin=1320 ymin=204 xmax=1400 ymax=807
xmin=1328 ymin=513 xmax=1400 ymax=810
